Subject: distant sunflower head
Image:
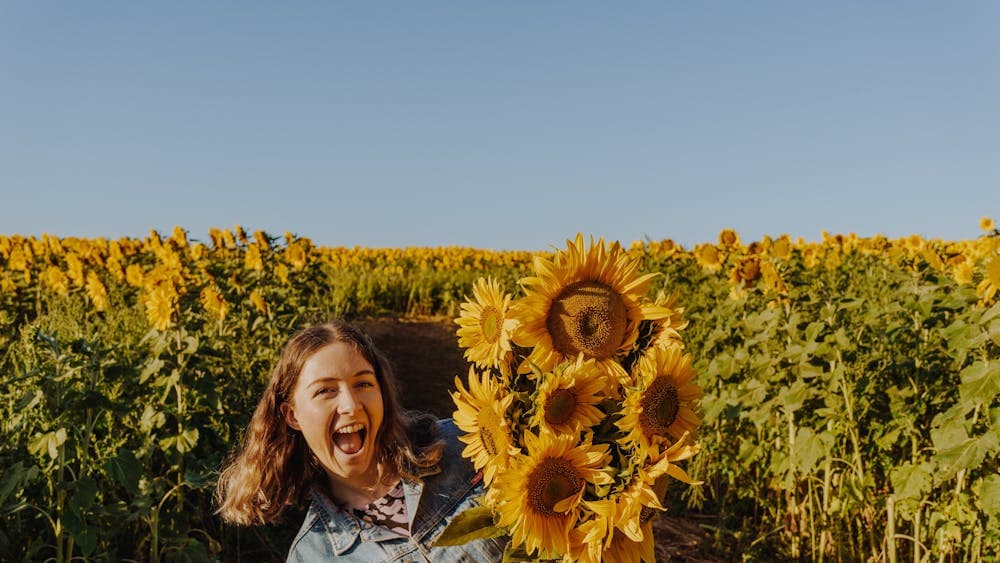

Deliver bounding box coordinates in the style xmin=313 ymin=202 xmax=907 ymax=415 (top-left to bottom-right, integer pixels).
xmin=981 ymin=216 xmax=996 ymax=232
xmin=451 ymin=367 xmax=515 ymax=486
xmin=512 ymin=234 xmax=659 ymax=378
xmin=730 ymin=255 xmax=762 ymax=286
xmin=144 ymin=286 xmax=176 ymax=331
xmin=531 ymin=357 xmax=610 ymax=436
xmin=693 ymin=243 xmax=723 ymax=272
xmin=718 ymin=228 xmax=741 ymax=248
xmin=618 ymin=345 xmax=702 ymax=455
xmin=496 ymin=431 xmax=612 ymax=558
xmin=455 ymin=277 xmax=517 ymax=372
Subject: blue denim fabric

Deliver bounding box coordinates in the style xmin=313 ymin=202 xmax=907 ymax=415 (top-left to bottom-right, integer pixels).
xmin=286 ymin=419 xmax=508 ymax=562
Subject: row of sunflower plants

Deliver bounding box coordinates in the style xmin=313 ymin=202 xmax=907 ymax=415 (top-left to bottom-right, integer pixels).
xmin=0 ymin=227 xmax=534 ymax=561
xmin=654 ymin=227 xmax=1000 ymax=561
xmin=1 ymin=224 xmax=998 ymax=560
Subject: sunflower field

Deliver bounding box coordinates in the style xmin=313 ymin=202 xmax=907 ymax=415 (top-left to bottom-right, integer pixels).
xmin=1 ymin=223 xmax=998 ymax=562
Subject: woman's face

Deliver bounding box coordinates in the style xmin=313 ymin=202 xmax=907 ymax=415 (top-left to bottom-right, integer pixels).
xmin=283 ymin=341 xmax=385 ymax=487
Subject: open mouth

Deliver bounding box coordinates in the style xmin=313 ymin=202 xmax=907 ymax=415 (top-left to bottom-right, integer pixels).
xmin=332 ymin=423 xmax=367 ymax=455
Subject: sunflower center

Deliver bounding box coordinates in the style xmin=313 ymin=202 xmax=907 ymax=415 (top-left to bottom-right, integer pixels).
xmin=478 ymin=408 xmax=502 ymax=456
xmin=544 ymin=388 xmax=578 ymax=426
xmin=546 ymin=281 xmax=628 ymax=360
xmin=640 ymin=505 xmax=657 ymax=525
xmin=480 ymin=306 xmax=502 ymax=343
xmin=527 ymin=457 xmax=583 ymax=517
xmin=479 ymin=427 xmax=498 ymax=456
xmin=639 ymin=377 xmax=680 ymax=436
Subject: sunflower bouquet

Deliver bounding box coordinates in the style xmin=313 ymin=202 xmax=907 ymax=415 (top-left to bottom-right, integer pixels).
xmin=439 ymin=234 xmax=703 ymax=562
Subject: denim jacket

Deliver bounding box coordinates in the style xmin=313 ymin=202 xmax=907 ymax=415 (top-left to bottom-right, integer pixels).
xmin=286 ymin=418 xmax=508 ymax=562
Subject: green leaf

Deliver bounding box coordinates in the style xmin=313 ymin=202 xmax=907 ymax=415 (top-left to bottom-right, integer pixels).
xmin=795 ymin=428 xmax=833 ymax=474
xmin=160 ymin=428 xmax=200 ymax=454
xmin=72 ymin=477 xmax=98 ymax=510
xmin=982 ymin=301 xmax=1000 ymax=323
xmin=805 ymin=321 xmax=826 ymax=342
xmin=432 ymin=505 xmax=504 ymax=546
xmin=74 ymin=528 xmax=97 ymax=557
xmin=979 ymin=474 xmax=1000 ymax=517
xmin=140 ymin=358 xmax=165 ymax=384
xmin=104 ymin=448 xmax=141 ymax=496
xmin=935 ymin=433 xmax=999 ymax=479
xmin=140 ymin=405 xmax=166 ymax=434
xmin=890 ymin=462 xmax=932 ymax=501
xmin=502 ymin=541 xmax=535 ymax=562
xmin=177 ymin=428 xmax=199 ymax=453
xmin=180 ymin=335 xmax=199 ymax=356
xmin=781 ymin=380 xmax=809 ymax=413
xmin=0 ymin=462 xmax=39 ymax=507
xmin=989 ymin=319 xmax=1000 ymax=347
xmin=958 ymin=361 xmax=1000 ymax=407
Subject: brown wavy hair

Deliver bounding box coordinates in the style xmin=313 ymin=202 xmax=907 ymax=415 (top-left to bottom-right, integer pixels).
xmin=215 ymin=320 xmax=443 ymax=525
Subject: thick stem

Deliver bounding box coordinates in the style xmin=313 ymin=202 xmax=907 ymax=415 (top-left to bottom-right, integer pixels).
xmin=886 ymin=495 xmax=896 ymax=563
xmin=787 ymin=412 xmax=800 ymax=559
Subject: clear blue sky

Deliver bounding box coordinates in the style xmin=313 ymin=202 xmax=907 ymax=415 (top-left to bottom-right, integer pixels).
xmin=2 ymin=2 xmax=998 ymax=250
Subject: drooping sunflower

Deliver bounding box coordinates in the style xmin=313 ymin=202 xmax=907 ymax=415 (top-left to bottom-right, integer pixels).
xmin=455 ymin=277 xmax=517 ymax=373
xmin=200 ymin=286 xmax=229 ymax=320
xmin=567 ymin=502 xmax=615 ymax=563
xmin=85 ymin=271 xmax=109 ymax=312
xmin=601 ymin=436 xmax=701 ymax=563
xmin=451 ymin=367 xmax=515 ymax=487
xmin=976 ymin=255 xmax=1000 ymax=304
xmin=496 ymin=431 xmax=612 ymax=558
xmin=531 ymin=357 xmax=610 ymax=437
xmin=618 ymin=345 xmax=702 ymax=456
xmin=512 ymin=234 xmax=661 ymax=380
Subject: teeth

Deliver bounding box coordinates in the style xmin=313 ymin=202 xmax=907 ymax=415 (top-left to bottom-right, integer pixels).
xmin=335 ymin=423 xmax=365 ymax=434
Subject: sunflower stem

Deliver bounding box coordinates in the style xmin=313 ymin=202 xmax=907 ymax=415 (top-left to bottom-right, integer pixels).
xmin=886 ymin=495 xmax=897 ymax=563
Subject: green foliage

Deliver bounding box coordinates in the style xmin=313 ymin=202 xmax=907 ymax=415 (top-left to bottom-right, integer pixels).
xmin=1 ymin=234 xmax=997 ymax=561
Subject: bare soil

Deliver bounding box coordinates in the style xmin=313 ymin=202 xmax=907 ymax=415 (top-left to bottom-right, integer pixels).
xmin=353 ymin=317 xmax=721 ymax=562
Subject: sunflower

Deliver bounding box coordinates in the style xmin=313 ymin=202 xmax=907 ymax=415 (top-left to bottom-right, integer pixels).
xmin=245 ymin=243 xmax=264 ymax=271
xmin=496 ymin=431 xmax=612 ymax=558
xmin=770 ymin=235 xmax=793 ymax=260
xmin=567 ymin=503 xmax=615 ymax=563
xmin=512 ymin=234 xmax=660 ymax=379
xmin=42 ymin=266 xmax=69 ymax=296
xmin=85 ymin=271 xmax=109 ymax=312
xmin=976 ymin=255 xmax=1000 ymax=304
xmin=249 ymin=290 xmax=269 ymax=315
xmin=952 ymin=260 xmax=974 ymax=285
xmin=730 ymin=255 xmax=762 ymax=286
xmin=619 ymin=290 xmax=687 ymax=381
xmin=718 ymin=228 xmax=741 ymax=249
xmin=65 ymin=253 xmax=85 ymax=287
xmin=451 ymin=367 xmax=515 ymax=487
xmin=455 ymin=277 xmax=517 ymax=373
xmin=200 ymin=286 xmax=229 ymax=320
xmin=693 ymin=243 xmax=722 ymax=272
xmin=531 ymin=357 xmax=609 ymax=436
xmin=618 ymin=345 xmax=702 ymax=456
xmin=981 ymin=216 xmax=996 ymax=232
xmin=144 ymin=285 xmax=176 ymax=331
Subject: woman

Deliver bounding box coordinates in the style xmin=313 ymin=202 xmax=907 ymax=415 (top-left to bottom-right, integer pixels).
xmin=215 ymin=320 xmax=507 ymax=561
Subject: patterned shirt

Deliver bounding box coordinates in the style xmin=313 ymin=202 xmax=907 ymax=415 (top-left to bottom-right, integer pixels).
xmin=351 ymin=480 xmax=410 ymax=538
